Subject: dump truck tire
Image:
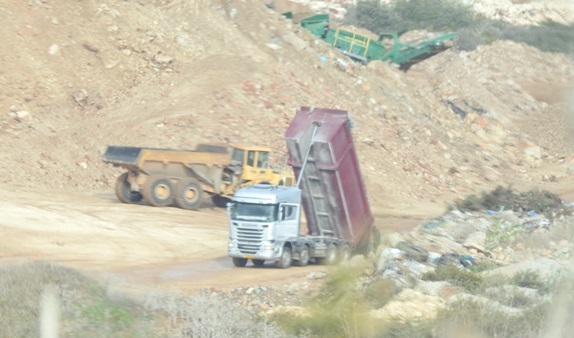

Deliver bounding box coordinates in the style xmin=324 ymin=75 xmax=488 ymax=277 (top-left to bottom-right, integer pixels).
xmin=276 ymin=246 xmax=292 ymax=269
xmin=338 ymin=244 xmax=352 ymax=263
xmin=115 ymin=172 xmax=142 ymax=204
xmin=174 ymin=178 xmax=203 ymax=210
xmin=211 ymin=195 xmax=230 ymax=208
xmin=294 ymin=245 xmax=310 ymax=267
xmin=317 ymin=243 xmax=337 ymax=265
xmin=142 ymin=176 xmax=175 ymax=207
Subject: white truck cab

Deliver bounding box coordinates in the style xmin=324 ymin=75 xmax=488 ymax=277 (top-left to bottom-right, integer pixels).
xmin=227 ymin=184 xmax=306 ymax=268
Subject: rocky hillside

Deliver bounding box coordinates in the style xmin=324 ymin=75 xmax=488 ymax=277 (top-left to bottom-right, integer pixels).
xmin=1 ymin=0 xmax=573 ymax=212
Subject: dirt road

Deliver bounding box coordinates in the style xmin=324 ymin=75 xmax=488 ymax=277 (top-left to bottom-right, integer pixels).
xmin=0 ymin=187 xmax=340 ymax=293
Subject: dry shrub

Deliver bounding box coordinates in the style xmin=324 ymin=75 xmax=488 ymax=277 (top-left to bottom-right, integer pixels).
xmin=456 ymin=186 xmax=562 ymax=214
xmin=0 ymin=262 xmax=154 ymax=338
xmin=0 ymin=262 xmax=288 ymax=338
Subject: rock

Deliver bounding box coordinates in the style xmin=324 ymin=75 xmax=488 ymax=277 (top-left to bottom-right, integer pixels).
xmin=73 ymin=89 xmax=89 ymax=107
xmin=306 ymin=271 xmax=326 ymax=280
xmin=266 ymin=43 xmax=282 ymax=50
xmin=370 ymin=289 xmax=446 ymax=321
xmin=48 ymin=44 xmax=59 ymax=55
xmin=523 ymin=144 xmax=542 ymax=167
xmin=463 ymin=231 xmax=487 ymax=254
xmin=10 ymin=110 xmax=30 ymax=120
xmin=153 ymin=53 xmax=174 ymax=65
xmin=282 ymin=32 xmax=307 ymax=51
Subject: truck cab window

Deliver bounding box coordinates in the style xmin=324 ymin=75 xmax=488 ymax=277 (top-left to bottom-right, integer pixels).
xmin=257 ymin=151 xmax=270 ymax=168
xmin=247 ymin=151 xmax=255 ymax=167
xmin=231 ymin=148 xmax=245 ymax=164
xmin=231 ymin=202 xmax=277 ymax=222
xmin=281 ymin=205 xmax=297 ymax=221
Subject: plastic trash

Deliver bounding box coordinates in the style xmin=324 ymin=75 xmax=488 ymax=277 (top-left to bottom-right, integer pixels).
xmin=427 ymin=252 xmax=442 ymax=266
xmin=527 ymin=210 xmax=539 ymax=217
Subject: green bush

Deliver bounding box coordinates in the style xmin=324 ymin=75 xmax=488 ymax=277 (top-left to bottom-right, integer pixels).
xmin=512 ymin=270 xmax=553 ymax=295
xmin=345 ymin=0 xmax=476 ymax=33
xmin=345 ymin=1 xmax=574 ymax=57
xmin=272 ymin=267 xmax=397 ymax=337
xmin=485 ymin=219 xmax=522 ymax=250
xmin=422 ymin=265 xmax=483 ymax=292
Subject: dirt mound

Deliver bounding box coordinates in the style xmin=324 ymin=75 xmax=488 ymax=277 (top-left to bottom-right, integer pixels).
xmin=0 ymin=0 xmax=573 ymax=212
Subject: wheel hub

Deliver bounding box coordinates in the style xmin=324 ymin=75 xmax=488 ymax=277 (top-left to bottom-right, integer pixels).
xmin=154 ymin=184 xmax=170 ymax=199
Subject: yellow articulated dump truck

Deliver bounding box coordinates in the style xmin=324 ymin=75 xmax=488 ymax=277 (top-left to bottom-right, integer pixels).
xmin=102 ymin=144 xmax=294 ymax=210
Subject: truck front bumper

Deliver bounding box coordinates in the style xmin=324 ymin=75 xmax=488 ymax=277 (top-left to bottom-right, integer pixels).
xmin=228 ymin=241 xmax=282 ymax=261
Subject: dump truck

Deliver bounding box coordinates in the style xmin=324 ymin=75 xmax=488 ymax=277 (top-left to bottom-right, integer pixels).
xmin=227 ymin=107 xmax=379 ymax=268
xmin=103 ymin=144 xmax=294 ymax=210
xmin=283 ymin=12 xmax=456 ymax=70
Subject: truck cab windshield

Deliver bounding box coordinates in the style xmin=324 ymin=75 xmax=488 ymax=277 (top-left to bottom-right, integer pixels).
xmin=231 ymin=203 xmax=277 ymax=222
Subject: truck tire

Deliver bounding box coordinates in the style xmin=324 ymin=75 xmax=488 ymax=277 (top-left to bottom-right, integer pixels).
xmin=276 ymin=246 xmax=292 ymax=269
xmin=295 ymin=245 xmax=310 ymax=267
xmin=174 ymin=178 xmax=203 ymax=210
xmin=232 ymin=257 xmax=247 ymax=267
xmin=339 ymin=244 xmax=352 ymax=263
xmin=317 ymin=243 xmax=337 ymax=265
xmin=115 ymin=172 xmax=142 ymax=204
xmin=212 ymin=195 xmax=230 ymax=208
xmin=252 ymin=259 xmax=265 ymax=267
xmin=142 ymin=176 xmax=175 ymax=207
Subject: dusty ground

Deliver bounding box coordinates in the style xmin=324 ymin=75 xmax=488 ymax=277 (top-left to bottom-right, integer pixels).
xmin=1 ymin=0 xmax=574 ymax=294
xmin=0 ymin=183 xmax=440 ymax=293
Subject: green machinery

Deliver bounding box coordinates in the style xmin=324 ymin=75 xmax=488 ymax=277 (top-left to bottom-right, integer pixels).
xmin=283 ymin=12 xmax=457 ymax=70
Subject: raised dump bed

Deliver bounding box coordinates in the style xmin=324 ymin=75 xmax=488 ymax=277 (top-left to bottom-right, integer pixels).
xmin=285 ymin=107 xmax=374 ymax=250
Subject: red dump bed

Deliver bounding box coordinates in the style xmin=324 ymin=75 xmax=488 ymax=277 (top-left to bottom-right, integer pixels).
xmin=285 ymin=107 xmax=373 ymax=248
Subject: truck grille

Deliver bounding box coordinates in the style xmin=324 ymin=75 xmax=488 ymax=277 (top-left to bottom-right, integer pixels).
xmin=237 ymin=226 xmax=264 ymax=254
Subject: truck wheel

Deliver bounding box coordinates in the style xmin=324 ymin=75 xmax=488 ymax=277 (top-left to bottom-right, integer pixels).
xmin=211 ymin=195 xmax=230 ymax=208
xmin=142 ymin=176 xmax=175 ymax=207
xmin=174 ymin=178 xmax=203 ymax=210
xmin=339 ymin=244 xmax=352 ymax=263
xmin=232 ymin=257 xmax=248 ymax=267
xmin=318 ymin=243 xmax=338 ymax=265
xmin=252 ymin=259 xmax=265 ymax=267
xmin=295 ymin=245 xmax=310 ymax=267
xmin=276 ymin=246 xmax=292 ymax=269
xmin=115 ymin=172 xmax=142 ymax=204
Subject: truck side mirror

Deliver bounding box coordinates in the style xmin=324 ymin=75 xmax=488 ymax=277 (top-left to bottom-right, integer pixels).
xmin=278 ymin=207 xmax=284 ymax=221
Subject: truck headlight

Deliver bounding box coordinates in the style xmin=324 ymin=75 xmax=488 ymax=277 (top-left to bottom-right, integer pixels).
xmin=262 ymin=242 xmax=276 ymax=251
xmin=228 ymin=242 xmax=235 ymax=249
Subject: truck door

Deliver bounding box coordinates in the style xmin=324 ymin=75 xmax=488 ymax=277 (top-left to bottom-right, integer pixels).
xmin=276 ymin=203 xmax=300 ymax=240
